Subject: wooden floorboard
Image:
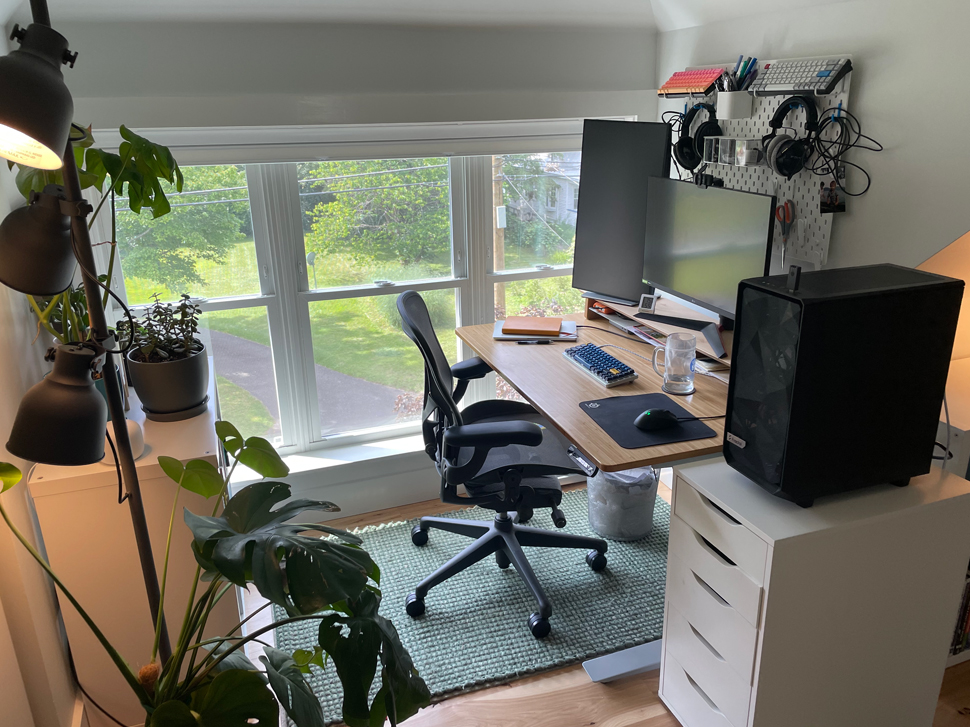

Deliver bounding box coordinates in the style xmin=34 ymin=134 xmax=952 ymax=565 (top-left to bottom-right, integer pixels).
xmin=256 ymin=471 xmax=970 ymax=726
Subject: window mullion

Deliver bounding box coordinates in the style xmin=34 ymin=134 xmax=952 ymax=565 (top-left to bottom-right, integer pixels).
xmin=247 ymin=163 xmax=317 ymax=449
xmin=459 ymin=155 xmax=496 ymax=405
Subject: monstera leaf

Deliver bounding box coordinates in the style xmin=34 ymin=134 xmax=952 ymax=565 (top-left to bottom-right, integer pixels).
xmin=260 ymin=647 xmax=325 ymax=727
xmin=317 ymin=589 xmax=431 ymax=727
xmin=184 ymin=481 xmax=376 ymax=614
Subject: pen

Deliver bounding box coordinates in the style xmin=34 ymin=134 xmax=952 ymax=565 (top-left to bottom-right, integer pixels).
xmin=737 ymin=57 xmax=751 ymax=84
xmin=739 ymin=58 xmax=757 ymax=87
xmin=732 ymin=54 xmax=744 ymax=78
xmin=517 ymin=340 xmax=552 ymax=345
xmin=741 ymin=68 xmax=758 ymax=91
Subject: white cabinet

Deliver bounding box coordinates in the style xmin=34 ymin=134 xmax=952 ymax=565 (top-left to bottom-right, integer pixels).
xmin=660 ymin=458 xmax=970 ymax=727
xmin=28 ymin=368 xmax=238 ymax=727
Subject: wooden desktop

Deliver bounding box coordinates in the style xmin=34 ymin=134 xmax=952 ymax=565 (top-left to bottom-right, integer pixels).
xmin=455 ymin=307 xmax=731 ymax=473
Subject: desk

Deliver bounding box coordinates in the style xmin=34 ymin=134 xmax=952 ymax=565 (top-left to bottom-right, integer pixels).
xmin=456 ymin=314 xmax=730 ymax=681
xmin=456 ymin=313 xmax=729 ymax=472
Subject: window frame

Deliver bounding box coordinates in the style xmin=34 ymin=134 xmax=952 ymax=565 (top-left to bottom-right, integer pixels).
xmin=93 ymin=118 xmax=631 ymax=455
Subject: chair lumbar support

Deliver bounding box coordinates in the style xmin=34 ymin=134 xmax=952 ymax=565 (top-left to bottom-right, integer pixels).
xmin=406 ymin=511 xmax=608 ymax=639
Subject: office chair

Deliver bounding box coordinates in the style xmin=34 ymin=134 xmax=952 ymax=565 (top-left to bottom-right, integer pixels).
xmin=397 ymin=290 xmax=608 ymax=638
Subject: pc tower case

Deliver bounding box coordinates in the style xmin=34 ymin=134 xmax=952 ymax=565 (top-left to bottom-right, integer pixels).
xmin=724 ymin=264 xmax=963 ymax=507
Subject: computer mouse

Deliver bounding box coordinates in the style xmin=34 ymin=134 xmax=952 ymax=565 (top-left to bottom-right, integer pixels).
xmin=634 ymin=408 xmax=681 ymax=432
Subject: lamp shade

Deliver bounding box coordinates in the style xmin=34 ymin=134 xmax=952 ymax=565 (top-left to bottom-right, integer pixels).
xmin=918 ymin=229 xmax=970 ymax=360
xmin=0 ymin=24 xmax=74 ymax=170
xmin=6 ymin=344 xmax=107 ymax=465
xmin=0 ymin=185 xmax=74 ymax=295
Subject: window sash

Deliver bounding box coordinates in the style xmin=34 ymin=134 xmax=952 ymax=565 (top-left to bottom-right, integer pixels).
xmin=95 ymin=120 xmax=603 ymax=454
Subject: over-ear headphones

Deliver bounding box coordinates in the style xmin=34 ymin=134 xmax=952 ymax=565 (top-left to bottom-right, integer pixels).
xmin=762 ymin=95 xmax=819 ymax=180
xmin=673 ymin=103 xmax=722 ymax=171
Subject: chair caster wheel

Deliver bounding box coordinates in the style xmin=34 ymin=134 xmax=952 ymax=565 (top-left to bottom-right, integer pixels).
xmin=514 ymin=507 xmax=533 ymax=524
xmin=528 ymin=612 xmax=551 ymax=639
xmin=496 ymin=550 xmax=511 ymax=569
xmin=411 ymin=524 xmax=429 ymax=546
xmin=405 ymin=593 xmax=425 ymax=617
xmin=586 ymin=550 xmax=607 ymax=572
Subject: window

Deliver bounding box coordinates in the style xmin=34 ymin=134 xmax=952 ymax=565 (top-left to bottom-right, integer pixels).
xmin=104 ymin=120 xmax=596 ymax=455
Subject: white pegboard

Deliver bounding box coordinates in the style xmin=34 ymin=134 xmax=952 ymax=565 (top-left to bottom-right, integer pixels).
xmin=658 ymin=64 xmax=852 ymax=271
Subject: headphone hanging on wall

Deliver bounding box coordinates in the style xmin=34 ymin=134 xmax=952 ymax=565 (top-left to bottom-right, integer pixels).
xmin=673 ymin=103 xmax=722 ymax=171
xmin=762 ymin=95 xmax=819 ymax=180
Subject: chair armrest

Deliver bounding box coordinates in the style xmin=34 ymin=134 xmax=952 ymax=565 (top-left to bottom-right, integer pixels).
xmin=443 ymin=421 xmax=542 ymax=449
xmin=451 ymin=357 xmax=492 ymax=381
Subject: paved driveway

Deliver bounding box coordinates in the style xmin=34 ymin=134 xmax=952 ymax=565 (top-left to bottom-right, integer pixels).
xmin=206 ymin=330 xmax=408 ymax=437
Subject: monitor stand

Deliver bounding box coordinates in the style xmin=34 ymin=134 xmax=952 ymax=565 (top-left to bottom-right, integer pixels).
xmin=580 ymin=290 xmax=639 ymax=307
xmin=634 ymin=311 xmax=732 ymax=359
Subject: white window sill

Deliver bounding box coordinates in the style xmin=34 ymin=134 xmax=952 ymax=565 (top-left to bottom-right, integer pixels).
xmin=230 ymin=433 xmax=429 ymax=491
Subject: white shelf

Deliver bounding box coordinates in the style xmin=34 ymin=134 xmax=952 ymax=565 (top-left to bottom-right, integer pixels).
xmin=948 ymin=649 xmax=970 ymax=668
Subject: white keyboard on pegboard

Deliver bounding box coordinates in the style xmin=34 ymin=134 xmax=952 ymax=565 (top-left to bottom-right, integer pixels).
xmin=748 ymin=56 xmax=852 ymax=96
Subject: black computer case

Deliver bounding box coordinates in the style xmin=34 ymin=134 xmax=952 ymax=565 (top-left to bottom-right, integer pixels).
xmin=724 ymin=264 xmax=963 ymax=507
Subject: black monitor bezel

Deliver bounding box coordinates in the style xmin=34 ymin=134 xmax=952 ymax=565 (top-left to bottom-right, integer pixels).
xmin=641 ymin=178 xmax=776 ymax=320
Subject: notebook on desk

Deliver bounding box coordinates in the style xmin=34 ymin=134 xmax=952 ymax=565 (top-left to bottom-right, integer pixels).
xmin=502 ymin=316 xmax=563 ymax=336
xmin=492 ymin=320 xmax=578 ymax=341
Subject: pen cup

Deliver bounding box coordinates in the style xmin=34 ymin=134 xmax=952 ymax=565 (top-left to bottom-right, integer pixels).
xmin=716 ymin=90 xmax=752 ymax=120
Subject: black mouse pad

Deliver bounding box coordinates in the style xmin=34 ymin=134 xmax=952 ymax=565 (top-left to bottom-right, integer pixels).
xmin=578 ymin=393 xmax=718 ymax=450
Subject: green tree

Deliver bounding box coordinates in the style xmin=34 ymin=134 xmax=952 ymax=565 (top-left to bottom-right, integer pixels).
xmin=116 ymin=165 xmax=250 ymax=292
xmin=300 ymin=159 xmax=451 ymax=272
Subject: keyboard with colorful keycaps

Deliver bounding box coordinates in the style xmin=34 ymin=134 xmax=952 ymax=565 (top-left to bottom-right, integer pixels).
xmin=658 ymin=68 xmax=724 ymax=98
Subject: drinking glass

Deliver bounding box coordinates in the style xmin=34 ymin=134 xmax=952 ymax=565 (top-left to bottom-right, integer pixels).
xmin=652 ymin=332 xmax=697 ymax=395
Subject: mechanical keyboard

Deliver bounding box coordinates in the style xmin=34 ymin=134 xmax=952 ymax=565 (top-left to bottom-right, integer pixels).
xmin=658 ymin=67 xmax=724 ymax=97
xmin=563 ymin=344 xmax=637 ymax=388
xmin=747 ymin=56 xmax=852 ymax=96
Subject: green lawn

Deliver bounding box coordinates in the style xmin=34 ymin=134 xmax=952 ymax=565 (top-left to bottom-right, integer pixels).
xmin=126 ymin=244 xmax=575 ymax=395
xmin=215 ymin=375 xmax=274 ymax=438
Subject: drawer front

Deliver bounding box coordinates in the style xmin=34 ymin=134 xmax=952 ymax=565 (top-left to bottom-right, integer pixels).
xmin=661 ymin=653 xmax=735 ymax=727
xmin=665 ymin=604 xmax=751 ymax=727
xmin=669 ymin=514 xmax=763 ymax=628
xmin=674 ymin=477 xmax=768 ymax=585
xmin=666 ymin=554 xmax=759 ymax=685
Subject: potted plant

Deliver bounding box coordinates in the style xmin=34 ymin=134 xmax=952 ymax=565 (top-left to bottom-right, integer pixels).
xmin=119 ymin=294 xmax=209 ymax=421
xmin=17 ymin=125 xmax=184 ymax=349
xmin=0 ymin=420 xmax=431 ymax=727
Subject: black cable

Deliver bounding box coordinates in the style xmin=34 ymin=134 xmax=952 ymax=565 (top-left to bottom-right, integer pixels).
xmin=69 ymin=123 xmax=90 ymax=143
xmin=68 ymin=227 xmax=137 ymax=355
xmin=67 ymin=646 xmax=128 ymax=727
xmin=808 ymin=106 xmax=883 ymax=197
xmin=933 ymin=441 xmax=955 ymax=462
xmin=105 ymin=430 xmax=129 ymax=504
xmin=576 ymin=324 xmax=661 ymax=346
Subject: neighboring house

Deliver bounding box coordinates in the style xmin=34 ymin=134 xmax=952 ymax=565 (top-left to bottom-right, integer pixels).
xmin=506 ymin=151 xmax=581 ymax=226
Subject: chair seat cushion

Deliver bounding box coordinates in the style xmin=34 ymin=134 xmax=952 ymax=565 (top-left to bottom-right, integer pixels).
xmin=458 ymin=399 xmax=584 ymax=485
xmin=463 ymin=475 xmax=563 ymax=510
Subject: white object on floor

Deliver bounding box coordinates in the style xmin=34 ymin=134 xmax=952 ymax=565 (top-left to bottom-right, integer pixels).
xmin=100 ymin=418 xmax=145 ymax=466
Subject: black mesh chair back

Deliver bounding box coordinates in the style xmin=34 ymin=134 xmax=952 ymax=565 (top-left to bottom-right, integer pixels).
xmin=397 ymin=290 xmax=462 ymax=433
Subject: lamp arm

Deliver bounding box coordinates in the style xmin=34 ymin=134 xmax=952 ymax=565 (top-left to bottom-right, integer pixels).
xmin=61 ymin=139 xmax=174 ymax=666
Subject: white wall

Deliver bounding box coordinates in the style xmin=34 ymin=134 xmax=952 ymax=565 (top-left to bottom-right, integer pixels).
xmin=0 ymin=36 xmax=79 ymax=727
xmin=657 ymin=0 xmax=970 ymax=268
xmin=50 ymin=21 xmax=659 ymax=128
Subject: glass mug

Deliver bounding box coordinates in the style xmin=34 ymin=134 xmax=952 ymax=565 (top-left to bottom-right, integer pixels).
xmin=652 ymin=332 xmax=697 ymax=395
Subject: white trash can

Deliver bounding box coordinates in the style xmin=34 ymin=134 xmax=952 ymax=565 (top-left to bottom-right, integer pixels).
xmin=587 ymin=466 xmax=659 ymax=541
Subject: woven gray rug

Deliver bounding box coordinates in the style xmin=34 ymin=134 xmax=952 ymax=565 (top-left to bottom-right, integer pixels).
xmin=273 ymin=489 xmax=669 ymax=724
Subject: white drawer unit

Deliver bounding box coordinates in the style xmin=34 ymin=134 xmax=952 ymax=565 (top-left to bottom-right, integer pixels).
xmin=660 ymin=457 xmax=970 ymax=727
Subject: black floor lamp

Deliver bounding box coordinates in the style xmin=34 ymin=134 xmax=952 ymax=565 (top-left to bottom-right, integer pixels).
xmin=0 ymin=0 xmax=171 ymax=663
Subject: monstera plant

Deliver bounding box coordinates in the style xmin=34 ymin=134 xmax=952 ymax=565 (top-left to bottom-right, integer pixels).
xmin=0 ymin=421 xmax=430 ymax=727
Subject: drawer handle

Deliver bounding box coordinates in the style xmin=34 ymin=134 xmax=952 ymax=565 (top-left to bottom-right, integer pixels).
xmin=693 ymin=570 xmax=732 ymax=608
xmin=685 ymin=671 xmax=724 ymax=715
xmin=694 ymin=530 xmax=737 ymax=567
xmin=700 ymin=493 xmax=742 ymax=525
xmin=689 ymin=622 xmax=726 ymax=662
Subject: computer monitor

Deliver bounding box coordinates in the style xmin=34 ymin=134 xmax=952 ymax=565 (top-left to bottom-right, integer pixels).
xmin=642 ymin=178 xmax=775 ymax=320
xmin=571 ymin=119 xmax=672 ymax=305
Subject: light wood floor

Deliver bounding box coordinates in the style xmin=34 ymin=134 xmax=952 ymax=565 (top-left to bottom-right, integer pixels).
xmin=248 ymin=476 xmax=970 ymax=727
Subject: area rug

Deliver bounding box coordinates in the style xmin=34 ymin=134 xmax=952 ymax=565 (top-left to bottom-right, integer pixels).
xmin=273 ymin=489 xmax=670 ymax=724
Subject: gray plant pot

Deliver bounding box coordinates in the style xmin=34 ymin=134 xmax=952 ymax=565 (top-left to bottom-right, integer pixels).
xmin=126 ymin=344 xmax=209 ymax=421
